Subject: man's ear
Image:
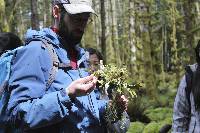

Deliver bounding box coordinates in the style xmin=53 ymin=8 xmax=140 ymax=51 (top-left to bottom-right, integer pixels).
xmin=52 ymin=5 xmax=60 ymax=19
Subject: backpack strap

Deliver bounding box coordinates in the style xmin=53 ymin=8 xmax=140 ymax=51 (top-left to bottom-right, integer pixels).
xmin=39 ymin=39 xmax=59 ymax=90
xmin=26 ymin=35 xmax=72 ymax=90
xmin=0 ymin=81 xmax=8 ymax=96
xmin=185 ymin=65 xmax=193 ymax=110
xmin=27 ymin=36 xmax=59 ymax=90
xmin=29 ymin=37 xmax=72 ymax=90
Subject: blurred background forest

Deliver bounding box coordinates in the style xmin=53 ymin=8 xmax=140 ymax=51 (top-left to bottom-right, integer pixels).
xmin=1 ymin=0 xmax=200 ymax=132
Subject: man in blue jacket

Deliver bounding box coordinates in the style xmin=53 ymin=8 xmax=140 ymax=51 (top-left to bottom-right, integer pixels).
xmin=0 ymin=0 xmax=128 ymax=132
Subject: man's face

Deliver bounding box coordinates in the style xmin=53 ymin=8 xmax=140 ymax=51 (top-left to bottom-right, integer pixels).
xmin=59 ymin=12 xmax=90 ymax=46
xmin=89 ymin=54 xmax=100 ymax=73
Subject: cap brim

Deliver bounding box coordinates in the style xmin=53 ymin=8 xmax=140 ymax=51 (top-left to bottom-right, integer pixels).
xmin=63 ymin=4 xmax=95 ymax=15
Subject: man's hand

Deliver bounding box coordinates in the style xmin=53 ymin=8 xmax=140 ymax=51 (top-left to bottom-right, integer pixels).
xmin=115 ymin=95 xmax=129 ymax=112
xmin=107 ymin=94 xmax=129 ymax=121
xmin=66 ymin=75 xmax=97 ymax=98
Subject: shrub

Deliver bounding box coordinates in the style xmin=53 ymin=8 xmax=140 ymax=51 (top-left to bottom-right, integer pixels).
xmin=144 ymin=107 xmax=172 ymax=122
xmin=143 ymin=122 xmax=159 ymax=133
xmin=127 ymin=122 xmax=145 ymax=133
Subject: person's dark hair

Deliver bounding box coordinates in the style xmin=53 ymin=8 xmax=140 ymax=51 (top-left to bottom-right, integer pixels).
xmin=193 ymin=40 xmax=200 ymax=110
xmin=0 ymin=32 xmax=22 ymax=55
xmin=85 ymin=48 xmax=103 ymax=61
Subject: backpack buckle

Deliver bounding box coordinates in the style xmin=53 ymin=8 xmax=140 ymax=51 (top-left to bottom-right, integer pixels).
xmin=53 ymin=61 xmax=59 ymax=67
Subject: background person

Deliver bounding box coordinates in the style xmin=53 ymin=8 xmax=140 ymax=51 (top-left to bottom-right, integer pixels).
xmin=86 ymin=47 xmax=103 ymax=73
xmin=0 ymin=32 xmax=22 ymax=55
xmin=172 ymin=40 xmax=200 ymax=132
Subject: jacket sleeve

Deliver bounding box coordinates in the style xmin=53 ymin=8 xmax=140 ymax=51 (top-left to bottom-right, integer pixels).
xmin=172 ymin=75 xmax=190 ymax=132
xmin=96 ymin=98 xmax=108 ymax=116
xmin=7 ymin=42 xmax=73 ymax=130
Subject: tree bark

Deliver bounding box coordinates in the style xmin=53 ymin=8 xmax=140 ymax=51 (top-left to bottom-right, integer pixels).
xmin=183 ymin=0 xmax=195 ymax=63
xmin=31 ymin=0 xmax=39 ymax=30
xmin=100 ymin=0 xmax=106 ymax=63
xmin=43 ymin=0 xmax=51 ymax=27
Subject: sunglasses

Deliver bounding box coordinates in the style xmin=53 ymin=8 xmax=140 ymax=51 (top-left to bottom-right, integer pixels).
xmin=68 ymin=13 xmax=93 ymax=24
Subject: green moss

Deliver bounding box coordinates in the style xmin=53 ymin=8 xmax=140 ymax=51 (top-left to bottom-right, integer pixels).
xmin=143 ymin=122 xmax=159 ymax=133
xmin=127 ymin=118 xmax=172 ymax=133
xmin=144 ymin=107 xmax=173 ymax=122
xmin=157 ymin=117 xmax=172 ymax=130
xmin=127 ymin=122 xmax=145 ymax=133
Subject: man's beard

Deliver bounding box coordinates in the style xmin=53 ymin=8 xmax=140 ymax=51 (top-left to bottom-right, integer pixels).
xmin=58 ymin=17 xmax=83 ymax=47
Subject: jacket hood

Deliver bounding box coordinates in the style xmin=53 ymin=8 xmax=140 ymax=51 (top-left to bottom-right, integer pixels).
xmin=24 ymin=28 xmax=83 ymax=51
xmin=24 ymin=28 xmax=89 ymax=62
xmin=25 ymin=28 xmax=60 ymax=46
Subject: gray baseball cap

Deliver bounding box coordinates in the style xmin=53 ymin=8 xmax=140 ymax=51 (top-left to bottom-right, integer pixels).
xmin=52 ymin=0 xmax=95 ymax=14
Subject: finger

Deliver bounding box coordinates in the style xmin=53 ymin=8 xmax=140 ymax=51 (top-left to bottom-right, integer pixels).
xmin=108 ymin=100 xmax=112 ymax=106
xmin=117 ymin=96 xmax=128 ymax=111
xmin=120 ymin=95 xmax=129 ymax=103
xmin=121 ymin=95 xmax=127 ymax=100
xmin=76 ymin=75 xmax=94 ymax=83
xmin=122 ymin=98 xmax=128 ymax=108
xmin=92 ymin=76 xmax=98 ymax=84
xmin=81 ymin=82 xmax=96 ymax=94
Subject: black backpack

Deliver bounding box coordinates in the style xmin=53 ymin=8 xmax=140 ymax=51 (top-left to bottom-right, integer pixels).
xmin=185 ymin=65 xmax=196 ymax=110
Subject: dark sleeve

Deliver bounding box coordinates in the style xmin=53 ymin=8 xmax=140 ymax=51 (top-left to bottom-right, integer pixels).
xmin=107 ymin=112 xmax=130 ymax=133
xmin=7 ymin=42 xmax=73 ymax=130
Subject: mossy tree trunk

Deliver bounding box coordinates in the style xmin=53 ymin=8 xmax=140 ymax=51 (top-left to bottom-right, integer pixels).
xmin=31 ymin=0 xmax=39 ymax=30
xmin=100 ymin=0 xmax=106 ymax=63
xmin=0 ymin=0 xmax=9 ymax=32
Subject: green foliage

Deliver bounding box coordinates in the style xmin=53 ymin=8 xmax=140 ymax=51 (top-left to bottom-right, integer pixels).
xmin=93 ymin=64 xmax=139 ymax=124
xmin=127 ymin=97 xmax=148 ymax=122
xmin=155 ymin=72 xmax=179 ymax=107
xmin=128 ymin=118 xmax=172 ymax=133
xmin=93 ymin=64 xmax=139 ymax=99
xmin=158 ymin=117 xmax=172 ymax=129
xmin=142 ymin=119 xmax=172 ymax=133
xmin=127 ymin=122 xmax=145 ymax=133
xmin=0 ymin=0 xmax=5 ymax=13
xmin=143 ymin=122 xmax=159 ymax=133
xmin=144 ymin=107 xmax=172 ymax=122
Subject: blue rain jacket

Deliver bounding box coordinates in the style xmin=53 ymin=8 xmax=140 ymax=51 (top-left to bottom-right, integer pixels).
xmin=1 ymin=28 xmax=108 ymax=133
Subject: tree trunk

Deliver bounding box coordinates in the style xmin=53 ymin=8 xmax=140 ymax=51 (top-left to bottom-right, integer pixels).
xmin=0 ymin=0 xmax=8 ymax=32
xmin=93 ymin=0 xmax=100 ymax=48
xmin=31 ymin=0 xmax=39 ymax=30
xmin=128 ymin=0 xmax=135 ymax=73
xmin=109 ymin=0 xmax=118 ymax=64
xmin=183 ymin=0 xmax=195 ymax=64
xmin=100 ymin=0 xmax=106 ymax=63
xmin=43 ymin=0 xmax=51 ymax=27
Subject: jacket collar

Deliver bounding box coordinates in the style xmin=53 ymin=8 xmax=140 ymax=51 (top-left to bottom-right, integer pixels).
xmin=25 ymin=28 xmax=89 ymax=67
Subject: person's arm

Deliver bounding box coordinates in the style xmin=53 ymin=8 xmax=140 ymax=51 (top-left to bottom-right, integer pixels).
xmin=6 ymin=42 xmax=74 ymax=130
xmin=172 ymin=75 xmax=190 ymax=132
